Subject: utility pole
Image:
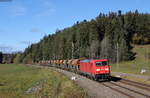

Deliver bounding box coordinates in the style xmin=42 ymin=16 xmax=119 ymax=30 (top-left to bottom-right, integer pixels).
xmin=72 ymin=42 xmax=74 ymax=59
xmin=105 ymin=37 xmax=108 ymax=59
xmin=117 ymin=43 xmax=119 ymax=70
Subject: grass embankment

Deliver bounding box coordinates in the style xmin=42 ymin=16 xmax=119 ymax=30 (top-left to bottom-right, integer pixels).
xmin=111 ymin=45 xmax=150 ymax=76
xmin=0 ymin=64 xmax=87 ymax=98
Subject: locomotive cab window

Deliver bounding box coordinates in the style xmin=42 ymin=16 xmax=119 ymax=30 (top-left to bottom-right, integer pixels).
xmin=96 ymin=61 xmax=107 ymax=66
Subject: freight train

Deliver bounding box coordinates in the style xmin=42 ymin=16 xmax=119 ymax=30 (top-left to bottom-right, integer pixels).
xmin=39 ymin=58 xmax=111 ymax=81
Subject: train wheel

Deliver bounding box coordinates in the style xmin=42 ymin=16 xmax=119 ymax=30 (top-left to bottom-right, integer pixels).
xmin=108 ymin=76 xmax=111 ymax=81
xmin=94 ymin=77 xmax=98 ymax=81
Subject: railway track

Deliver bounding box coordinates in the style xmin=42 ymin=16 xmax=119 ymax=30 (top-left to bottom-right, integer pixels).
xmin=102 ymin=83 xmax=135 ymax=98
xmin=41 ymin=64 xmax=150 ymax=98
xmin=120 ymin=79 xmax=150 ymax=91
xmin=101 ymin=78 xmax=150 ymax=98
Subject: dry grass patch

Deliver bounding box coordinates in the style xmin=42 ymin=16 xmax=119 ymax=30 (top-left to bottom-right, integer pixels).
xmin=0 ymin=64 xmax=87 ymax=98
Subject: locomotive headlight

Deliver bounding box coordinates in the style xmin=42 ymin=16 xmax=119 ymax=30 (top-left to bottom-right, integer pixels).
xmin=105 ymin=68 xmax=109 ymax=71
xmin=96 ymin=69 xmax=100 ymax=71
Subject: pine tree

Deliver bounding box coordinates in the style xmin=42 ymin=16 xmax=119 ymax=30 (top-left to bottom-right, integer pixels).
xmin=0 ymin=52 xmax=3 ymax=63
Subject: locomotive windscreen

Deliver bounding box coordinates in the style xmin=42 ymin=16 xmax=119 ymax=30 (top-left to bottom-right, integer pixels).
xmin=96 ymin=61 xmax=107 ymax=66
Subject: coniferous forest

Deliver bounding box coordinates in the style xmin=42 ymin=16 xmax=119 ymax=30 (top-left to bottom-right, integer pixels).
xmin=15 ymin=10 xmax=150 ymax=64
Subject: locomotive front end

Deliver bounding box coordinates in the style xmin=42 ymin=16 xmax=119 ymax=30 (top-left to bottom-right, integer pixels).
xmin=93 ymin=59 xmax=111 ymax=80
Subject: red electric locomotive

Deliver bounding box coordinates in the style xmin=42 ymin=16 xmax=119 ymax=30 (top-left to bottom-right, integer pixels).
xmin=79 ymin=59 xmax=110 ymax=80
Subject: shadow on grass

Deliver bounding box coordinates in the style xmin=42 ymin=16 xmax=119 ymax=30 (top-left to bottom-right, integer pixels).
xmin=0 ymin=83 xmax=5 ymax=86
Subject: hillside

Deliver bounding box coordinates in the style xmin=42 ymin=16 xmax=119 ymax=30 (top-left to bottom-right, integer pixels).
xmin=111 ymin=45 xmax=150 ymax=75
xmin=15 ymin=10 xmax=150 ymax=64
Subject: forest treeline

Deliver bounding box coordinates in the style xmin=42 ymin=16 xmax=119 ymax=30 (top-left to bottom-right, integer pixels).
xmin=0 ymin=52 xmax=15 ymax=64
xmin=14 ymin=10 xmax=150 ymax=64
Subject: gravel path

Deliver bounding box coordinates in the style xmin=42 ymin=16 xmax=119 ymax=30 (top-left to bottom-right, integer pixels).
xmin=52 ymin=68 xmax=130 ymax=98
xmin=112 ymin=72 xmax=150 ymax=80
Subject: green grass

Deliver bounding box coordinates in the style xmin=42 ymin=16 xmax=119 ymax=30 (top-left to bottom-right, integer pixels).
xmin=0 ymin=64 xmax=87 ymax=98
xmin=111 ymin=45 xmax=150 ymax=75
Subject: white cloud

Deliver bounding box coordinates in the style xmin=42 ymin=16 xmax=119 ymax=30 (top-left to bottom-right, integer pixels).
xmin=0 ymin=45 xmax=13 ymax=53
xmin=36 ymin=0 xmax=56 ymax=17
xmin=20 ymin=41 xmax=32 ymax=45
xmin=11 ymin=5 xmax=27 ymax=16
xmin=30 ymin=28 xmax=41 ymax=33
xmin=36 ymin=8 xmax=56 ymax=17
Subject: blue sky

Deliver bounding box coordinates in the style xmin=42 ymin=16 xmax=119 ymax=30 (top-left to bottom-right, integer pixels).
xmin=0 ymin=0 xmax=149 ymax=53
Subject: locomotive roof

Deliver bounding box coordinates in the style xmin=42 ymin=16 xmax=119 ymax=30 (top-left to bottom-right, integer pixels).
xmin=80 ymin=59 xmax=108 ymax=62
xmin=80 ymin=59 xmax=91 ymax=62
